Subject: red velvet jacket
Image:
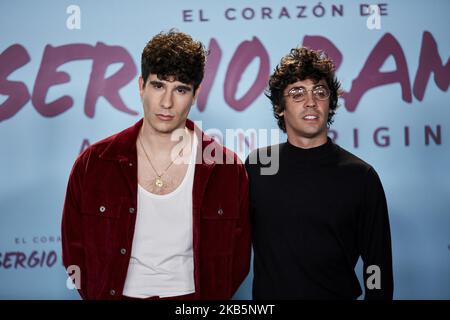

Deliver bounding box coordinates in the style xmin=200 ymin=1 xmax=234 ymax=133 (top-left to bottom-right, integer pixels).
xmin=61 ymin=119 xmax=251 ymax=300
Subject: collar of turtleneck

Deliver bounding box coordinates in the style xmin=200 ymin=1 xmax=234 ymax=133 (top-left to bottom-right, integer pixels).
xmin=283 ymin=136 xmax=338 ymax=165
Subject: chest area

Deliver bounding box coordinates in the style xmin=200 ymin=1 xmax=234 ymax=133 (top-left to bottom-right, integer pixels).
xmin=137 ymin=153 xmax=191 ymax=195
xmin=251 ymin=166 xmax=364 ymax=226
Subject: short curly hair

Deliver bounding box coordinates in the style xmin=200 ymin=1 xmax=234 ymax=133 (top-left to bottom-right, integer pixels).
xmin=141 ymin=30 xmax=207 ymax=93
xmin=266 ymin=47 xmax=342 ymax=132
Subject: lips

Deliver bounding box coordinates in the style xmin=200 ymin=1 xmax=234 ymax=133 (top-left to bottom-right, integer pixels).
xmin=303 ymin=114 xmax=319 ymax=120
xmin=156 ymin=114 xmax=174 ymax=121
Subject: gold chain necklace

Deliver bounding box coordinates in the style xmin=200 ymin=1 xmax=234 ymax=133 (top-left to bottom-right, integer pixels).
xmin=138 ymin=133 xmax=187 ymax=188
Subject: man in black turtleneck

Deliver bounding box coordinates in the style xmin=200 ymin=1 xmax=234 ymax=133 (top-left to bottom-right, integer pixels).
xmin=245 ymin=47 xmax=393 ymax=300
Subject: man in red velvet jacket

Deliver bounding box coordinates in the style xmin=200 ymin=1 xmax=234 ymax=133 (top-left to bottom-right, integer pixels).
xmin=61 ymin=31 xmax=251 ymax=300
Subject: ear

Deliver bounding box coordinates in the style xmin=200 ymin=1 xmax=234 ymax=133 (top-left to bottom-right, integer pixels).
xmin=138 ymin=76 xmax=144 ymax=98
xmin=277 ymin=107 xmax=284 ymax=117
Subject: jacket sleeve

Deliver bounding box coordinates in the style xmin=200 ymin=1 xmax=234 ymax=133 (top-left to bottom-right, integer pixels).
xmin=61 ymin=151 xmax=89 ymax=300
xmin=359 ymin=167 xmax=394 ymax=300
xmin=230 ymin=162 xmax=252 ymax=297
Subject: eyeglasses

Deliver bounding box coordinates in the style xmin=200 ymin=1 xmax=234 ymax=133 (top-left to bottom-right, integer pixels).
xmin=284 ymin=85 xmax=330 ymax=102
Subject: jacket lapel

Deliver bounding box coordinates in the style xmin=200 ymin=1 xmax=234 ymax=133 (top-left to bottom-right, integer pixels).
xmin=99 ymin=119 xmax=142 ymax=196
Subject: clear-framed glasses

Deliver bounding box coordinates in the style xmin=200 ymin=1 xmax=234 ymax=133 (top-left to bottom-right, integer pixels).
xmin=284 ymin=85 xmax=330 ymax=102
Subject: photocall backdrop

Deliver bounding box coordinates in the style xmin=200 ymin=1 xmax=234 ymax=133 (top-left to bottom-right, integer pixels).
xmin=0 ymin=0 xmax=449 ymax=299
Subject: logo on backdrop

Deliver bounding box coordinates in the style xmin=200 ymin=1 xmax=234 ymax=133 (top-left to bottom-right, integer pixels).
xmin=0 ymin=2 xmax=447 ymax=149
xmin=181 ymin=3 xmax=389 ymax=22
xmin=0 ymin=236 xmax=61 ymax=269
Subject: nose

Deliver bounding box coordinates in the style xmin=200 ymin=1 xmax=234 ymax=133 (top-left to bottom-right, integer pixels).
xmin=161 ymin=89 xmax=173 ymax=109
xmin=303 ymin=90 xmax=317 ymax=108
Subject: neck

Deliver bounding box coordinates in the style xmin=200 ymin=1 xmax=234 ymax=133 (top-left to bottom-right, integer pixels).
xmin=287 ymin=134 xmax=328 ymax=149
xmin=140 ymin=120 xmax=189 ymax=156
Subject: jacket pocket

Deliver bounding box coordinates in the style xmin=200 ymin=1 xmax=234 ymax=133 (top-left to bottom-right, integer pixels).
xmin=81 ymin=199 xmax=122 ymax=219
xmin=80 ymin=198 xmax=125 ymax=258
xmin=201 ymin=201 xmax=240 ymax=219
xmin=200 ymin=203 xmax=239 ymax=254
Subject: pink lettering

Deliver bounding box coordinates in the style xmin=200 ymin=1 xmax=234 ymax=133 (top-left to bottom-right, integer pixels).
xmin=344 ymin=33 xmax=412 ymax=112
xmin=413 ymin=31 xmax=450 ymax=101
xmin=0 ymin=44 xmax=31 ymax=122
xmin=224 ymin=37 xmax=270 ymax=111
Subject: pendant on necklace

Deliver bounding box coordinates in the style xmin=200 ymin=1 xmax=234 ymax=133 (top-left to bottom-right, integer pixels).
xmin=155 ymin=177 xmax=164 ymax=188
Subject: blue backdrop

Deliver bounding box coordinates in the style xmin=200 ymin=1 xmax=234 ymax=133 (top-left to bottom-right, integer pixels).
xmin=0 ymin=0 xmax=449 ymax=299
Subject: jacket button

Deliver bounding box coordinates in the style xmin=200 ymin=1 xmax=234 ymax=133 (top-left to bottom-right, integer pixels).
xmin=217 ymin=208 xmax=224 ymax=215
xmin=129 ymin=162 xmax=133 ymax=167
xmin=120 ymin=248 xmax=127 ymax=255
xmin=99 ymin=206 xmax=106 ymax=213
xmin=129 ymin=207 xmax=135 ymax=214
xmin=110 ymin=289 xmax=116 ymax=296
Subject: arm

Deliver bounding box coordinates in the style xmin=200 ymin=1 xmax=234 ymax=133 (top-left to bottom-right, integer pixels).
xmin=360 ymin=167 xmax=394 ymax=300
xmin=230 ymin=162 xmax=252 ymax=297
xmin=61 ymin=152 xmax=89 ymax=299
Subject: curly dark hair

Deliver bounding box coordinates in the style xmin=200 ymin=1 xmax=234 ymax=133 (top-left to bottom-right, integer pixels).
xmin=141 ymin=30 xmax=207 ymax=93
xmin=266 ymin=47 xmax=342 ymax=132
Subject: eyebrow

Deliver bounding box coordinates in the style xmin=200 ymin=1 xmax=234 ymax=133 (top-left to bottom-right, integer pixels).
xmin=289 ymin=84 xmax=327 ymax=91
xmin=149 ymin=80 xmax=164 ymax=87
xmin=175 ymin=85 xmax=193 ymax=92
xmin=149 ymin=80 xmax=192 ymax=92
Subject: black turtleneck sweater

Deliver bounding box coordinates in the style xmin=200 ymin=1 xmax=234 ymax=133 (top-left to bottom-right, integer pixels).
xmin=245 ymin=138 xmax=393 ymax=300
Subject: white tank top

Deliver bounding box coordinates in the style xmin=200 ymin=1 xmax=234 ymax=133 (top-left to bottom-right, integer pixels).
xmin=123 ymin=135 xmax=197 ymax=298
